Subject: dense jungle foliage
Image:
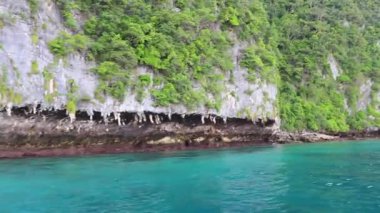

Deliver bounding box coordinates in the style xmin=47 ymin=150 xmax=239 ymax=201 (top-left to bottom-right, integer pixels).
xmin=48 ymin=0 xmax=380 ymax=132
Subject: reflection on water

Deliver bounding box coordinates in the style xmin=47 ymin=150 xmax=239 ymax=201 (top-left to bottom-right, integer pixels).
xmin=0 ymin=140 xmax=379 ymax=212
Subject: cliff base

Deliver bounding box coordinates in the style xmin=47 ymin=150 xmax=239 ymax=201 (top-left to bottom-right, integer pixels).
xmin=0 ymin=112 xmax=378 ymax=158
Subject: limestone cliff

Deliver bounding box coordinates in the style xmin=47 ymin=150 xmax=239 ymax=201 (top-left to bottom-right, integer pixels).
xmin=1 ymin=0 xmax=379 ymax=132
xmin=0 ymin=0 xmax=279 ymax=125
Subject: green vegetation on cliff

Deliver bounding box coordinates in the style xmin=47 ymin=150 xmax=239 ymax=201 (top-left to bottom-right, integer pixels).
xmin=50 ymin=0 xmax=379 ymax=132
xmin=266 ymin=0 xmax=380 ymax=131
xmin=50 ymin=0 xmax=278 ymax=112
xmin=0 ymin=67 xmax=22 ymax=106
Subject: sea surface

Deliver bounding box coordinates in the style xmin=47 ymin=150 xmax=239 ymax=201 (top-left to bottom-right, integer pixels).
xmin=0 ymin=140 xmax=379 ymax=212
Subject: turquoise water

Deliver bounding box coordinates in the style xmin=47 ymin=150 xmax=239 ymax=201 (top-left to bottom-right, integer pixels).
xmin=0 ymin=140 xmax=380 ymax=212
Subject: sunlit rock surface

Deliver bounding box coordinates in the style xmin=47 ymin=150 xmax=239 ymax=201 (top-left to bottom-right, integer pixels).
xmin=0 ymin=0 xmax=279 ymax=126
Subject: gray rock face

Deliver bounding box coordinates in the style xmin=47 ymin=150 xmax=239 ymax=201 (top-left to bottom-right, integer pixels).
xmin=0 ymin=0 xmax=278 ymax=126
xmin=328 ymin=54 xmax=341 ymax=80
xmin=0 ymin=0 xmax=96 ymax=110
xmin=357 ymin=79 xmax=373 ymax=111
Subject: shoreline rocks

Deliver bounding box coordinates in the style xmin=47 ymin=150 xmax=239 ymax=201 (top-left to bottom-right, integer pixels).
xmin=0 ymin=113 xmax=378 ymax=158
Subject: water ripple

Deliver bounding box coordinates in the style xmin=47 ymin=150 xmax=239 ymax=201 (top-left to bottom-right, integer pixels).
xmin=0 ymin=140 xmax=379 ymax=212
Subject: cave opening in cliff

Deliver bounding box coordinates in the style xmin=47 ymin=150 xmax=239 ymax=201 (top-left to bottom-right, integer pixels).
xmin=2 ymin=106 xmax=276 ymax=128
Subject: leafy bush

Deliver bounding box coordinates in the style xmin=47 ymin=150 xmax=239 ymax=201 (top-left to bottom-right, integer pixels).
xmin=48 ymin=32 xmax=89 ymax=57
xmin=66 ymin=79 xmax=78 ymax=114
xmin=30 ymin=60 xmax=39 ymax=74
xmin=0 ymin=70 xmax=23 ymax=105
xmin=152 ymin=83 xmax=179 ymax=107
xmin=55 ymin=0 xmax=78 ymax=30
xmin=29 ymin=0 xmax=39 ymax=16
xmin=241 ymin=41 xmax=279 ymax=84
xmin=135 ymin=74 xmax=152 ymax=102
xmin=93 ymin=62 xmax=129 ymax=101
